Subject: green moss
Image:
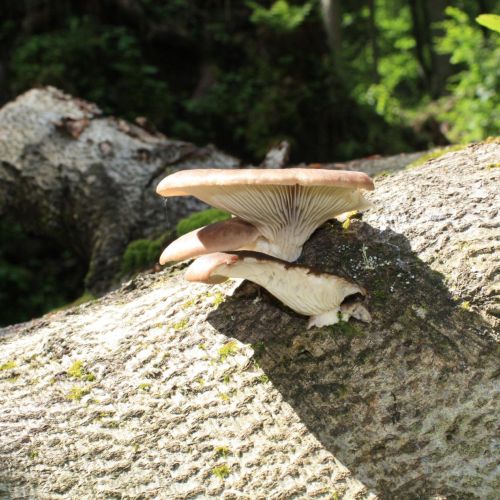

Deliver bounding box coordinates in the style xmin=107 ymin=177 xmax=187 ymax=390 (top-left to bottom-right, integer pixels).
xmin=329 ymin=320 xmax=365 ymax=339
xmin=374 ymin=170 xmax=391 ymax=178
xmin=212 ymin=464 xmax=231 ymax=479
xmin=486 ymin=162 xmax=500 ymax=169
xmin=138 ymin=383 xmax=151 ymax=392
xmin=176 ymin=208 xmax=231 ymax=237
xmin=211 ymin=291 xmax=225 ymax=306
xmin=0 ymin=360 xmax=17 ymax=371
xmin=66 ymin=386 xmax=91 ymax=401
xmin=341 ymin=210 xmax=358 ymax=231
xmin=181 ymin=297 xmax=196 ymax=309
xmin=7 ymin=376 xmax=19 ymax=383
xmin=53 ymin=292 xmax=95 ymax=312
xmin=372 ymin=289 xmax=388 ymax=301
xmin=173 ymin=318 xmax=189 ymax=331
xmin=120 ymin=230 xmax=173 ymax=275
xmin=222 ymin=373 xmax=231 ymax=384
xmin=459 ymin=301 xmax=472 ymax=311
xmin=219 ymin=392 xmax=231 ymax=402
xmin=258 ymin=374 xmax=269 ymax=384
xmin=218 ymin=340 xmax=239 ymax=362
xmin=214 ymin=446 xmax=230 ymax=458
xmin=67 ymin=360 xmax=95 ymax=381
xmin=406 ymin=144 xmax=466 ymax=169
xmin=121 ymin=238 xmax=162 ymax=275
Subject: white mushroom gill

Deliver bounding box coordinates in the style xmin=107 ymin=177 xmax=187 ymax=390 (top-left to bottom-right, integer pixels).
xmin=188 ymin=185 xmax=372 ymax=261
xmin=210 ymin=255 xmax=369 ymax=329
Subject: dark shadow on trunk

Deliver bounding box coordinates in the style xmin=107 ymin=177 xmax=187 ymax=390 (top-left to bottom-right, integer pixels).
xmin=207 ymin=221 xmax=498 ymax=497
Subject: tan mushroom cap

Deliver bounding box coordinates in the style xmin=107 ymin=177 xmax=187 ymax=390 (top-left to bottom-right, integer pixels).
xmin=184 ymin=252 xmax=239 ymax=284
xmin=184 ymin=251 xmax=371 ymax=328
xmin=157 ymin=168 xmax=374 ymax=262
xmin=159 ymin=218 xmax=259 ymax=265
xmin=157 ymin=168 xmax=374 ymax=196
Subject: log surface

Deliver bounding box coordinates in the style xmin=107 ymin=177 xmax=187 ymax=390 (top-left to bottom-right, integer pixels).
xmin=0 ymin=142 xmax=499 ymax=499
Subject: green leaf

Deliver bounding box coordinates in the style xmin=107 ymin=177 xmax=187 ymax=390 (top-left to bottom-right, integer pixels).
xmin=476 ymin=14 xmax=500 ymax=33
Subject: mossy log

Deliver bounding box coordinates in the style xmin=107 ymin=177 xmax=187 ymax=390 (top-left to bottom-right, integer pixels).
xmin=0 ymin=142 xmax=499 ymax=499
xmin=0 ymin=87 xmax=239 ymax=292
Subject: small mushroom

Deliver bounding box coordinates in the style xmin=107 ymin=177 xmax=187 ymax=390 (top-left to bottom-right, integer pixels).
xmin=185 ymin=251 xmax=372 ymax=329
xmin=157 ymin=168 xmax=374 ymax=262
xmin=159 ymin=218 xmax=259 ymax=265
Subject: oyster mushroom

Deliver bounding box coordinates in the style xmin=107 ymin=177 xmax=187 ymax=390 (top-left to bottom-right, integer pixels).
xmin=185 ymin=251 xmax=371 ymax=328
xmin=159 ymin=217 xmax=258 ymax=265
xmin=157 ymin=168 xmax=373 ymax=262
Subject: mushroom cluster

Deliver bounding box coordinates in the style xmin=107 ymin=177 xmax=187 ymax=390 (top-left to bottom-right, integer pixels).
xmin=156 ymin=167 xmax=374 ymax=328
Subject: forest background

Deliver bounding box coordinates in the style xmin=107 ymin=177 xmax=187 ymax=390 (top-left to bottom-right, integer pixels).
xmin=0 ymin=0 xmax=498 ymax=326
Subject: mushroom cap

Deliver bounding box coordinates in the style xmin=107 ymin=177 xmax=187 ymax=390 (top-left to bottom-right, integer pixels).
xmin=156 ymin=168 xmax=374 ymax=262
xmin=159 ymin=218 xmax=259 ymax=265
xmin=156 ymin=168 xmax=374 ymax=196
xmin=185 ymin=251 xmax=369 ymax=326
xmin=184 ymin=252 xmax=239 ymax=284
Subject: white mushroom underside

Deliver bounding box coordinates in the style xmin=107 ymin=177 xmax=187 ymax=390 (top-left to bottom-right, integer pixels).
xmin=216 ymin=258 xmax=363 ymax=319
xmin=189 ymin=185 xmax=372 ymax=261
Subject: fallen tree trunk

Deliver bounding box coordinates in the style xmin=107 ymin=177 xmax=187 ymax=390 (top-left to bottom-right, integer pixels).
xmin=0 ymin=142 xmax=499 ymax=499
xmin=0 ymin=87 xmax=239 ymax=293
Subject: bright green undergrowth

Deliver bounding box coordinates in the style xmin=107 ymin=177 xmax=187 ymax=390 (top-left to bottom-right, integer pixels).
xmin=176 ymin=208 xmax=231 ymax=237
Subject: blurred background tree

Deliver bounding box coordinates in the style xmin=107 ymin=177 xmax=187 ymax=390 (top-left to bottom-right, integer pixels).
xmin=1 ymin=0 xmax=497 ymax=163
xmin=0 ymin=0 xmax=498 ymax=325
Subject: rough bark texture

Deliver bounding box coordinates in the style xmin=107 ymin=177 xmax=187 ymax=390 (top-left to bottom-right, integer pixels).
xmin=0 ymin=142 xmax=499 ymax=499
xmin=0 ymin=87 xmax=239 ymax=293
xmin=320 ymin=151 xmax=428 ymax=177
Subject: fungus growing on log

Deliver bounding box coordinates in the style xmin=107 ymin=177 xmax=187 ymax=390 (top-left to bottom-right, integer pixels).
xmin=159 ymin=218 xmax=258 ymax=265
xmin=185 ymin=251 xmax=371 ymax=328
xmin=157 ymin=168 xmax=374 ymax=262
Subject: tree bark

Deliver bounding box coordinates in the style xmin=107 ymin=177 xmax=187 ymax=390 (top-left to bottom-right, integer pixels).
xmin=0 ymin=141 xmax=498 ymax=498
xmin=426 ymin=0 xmax=451 ymax=98
xmin=0 ymin=87 xmax=239 ymax=293
xmin=368 ymin=0 xmax=379 ymax=83
xmin=408 ymin=0 xmax=432 ymax=90
xmin=320 ymin=0 xmax=343 ymax=66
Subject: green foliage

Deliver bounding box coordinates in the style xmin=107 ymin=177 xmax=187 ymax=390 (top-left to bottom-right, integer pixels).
xmin=349 ymin=0 xmax=421 ymax=121
xmin=9 ymin=16 xmax=172 ymax=123
xmin=436 ymin=7 xmax=500 ymax=142
xmin=476 ymin=14 xmax=500 ymax=33
xmin=247 ymin=1 xmax=313 ymax=32
xmin=120 ymin=238 xmax=162 ymax=276
xmin=0 ymin=220 xmax=86 ymax=326
xmin=176 ymin=209 xmax=231 ymax=237
xmin=120 ymin=229 xmax=174 ymax=276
